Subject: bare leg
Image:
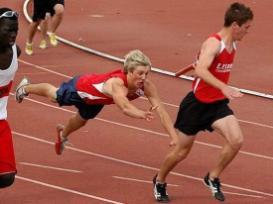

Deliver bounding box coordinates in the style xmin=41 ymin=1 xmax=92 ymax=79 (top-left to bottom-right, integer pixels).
xmin=50 ymin=4 xmax=64 ymax=33
xmin=62 ymin=112 xmax=87 ymax=139
xmin=209 ymin=115 xmax=243 ymax=179
xmin=40 ymin=20 xmax=47 ymax=41
xmin=24 ymin=83 xmax=58 ymax=102
xmin=157 ymin=131 xmax=195 ymax=183
xmin=26 ymin=21 xmax=40 ymax=43
xmin=25 ymin=21 xmax=40 ymax=55
xmin=38 ymin=18 xmax=49 ymax=49
xmin=55 ymin=113 xmax=87 ymax=155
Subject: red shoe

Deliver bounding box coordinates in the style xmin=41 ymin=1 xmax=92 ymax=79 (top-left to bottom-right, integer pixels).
xmin=55 ymin=124 xmax=68 ymax=155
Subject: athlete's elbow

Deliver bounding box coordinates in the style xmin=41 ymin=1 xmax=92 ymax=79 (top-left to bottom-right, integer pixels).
xmin=195 ymin=68 xmax=206 ymax=77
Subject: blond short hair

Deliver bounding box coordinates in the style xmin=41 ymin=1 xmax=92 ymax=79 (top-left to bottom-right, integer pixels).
xmin=123 ymin=50 xmax=151 ymax=73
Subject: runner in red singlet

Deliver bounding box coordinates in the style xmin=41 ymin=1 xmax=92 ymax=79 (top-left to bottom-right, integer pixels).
xmin=15 ymin=50 xmax=179 ymax=158
xmin=153 ymin=3 xmax=253 ymax=202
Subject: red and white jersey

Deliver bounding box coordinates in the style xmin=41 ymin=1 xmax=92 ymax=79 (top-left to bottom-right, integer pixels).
xmin=75 ymin=69 xmax=144 ymax=105
xmin=192 ymin=34 xmax=236 ymax=103
xmin=0 ymin=45 xmax=18 ymax=119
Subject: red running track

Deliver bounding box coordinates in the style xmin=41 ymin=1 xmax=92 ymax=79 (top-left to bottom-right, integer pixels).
xmin=1 ymin=0 xmax=273 ymax=203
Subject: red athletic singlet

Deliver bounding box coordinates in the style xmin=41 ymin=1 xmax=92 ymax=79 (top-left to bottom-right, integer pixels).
xmin=192 ymin=34 xmax=236 ymax=103
xmin=76 ymin=69 xmax=144 ymax=105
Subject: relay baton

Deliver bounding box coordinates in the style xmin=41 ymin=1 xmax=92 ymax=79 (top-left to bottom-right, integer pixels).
xmin=174 ymin=63 xmax=195 ymax=77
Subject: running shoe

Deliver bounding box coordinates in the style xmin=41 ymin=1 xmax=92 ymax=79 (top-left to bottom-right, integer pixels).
xmin=49 ymin=33 xmax=58 ymax=46
xmin=15 ymin=77 xmax=29 ymax=103
xmin=39 ymin=39 xmax=47 ymax=49
xmin=204 ymin=173 xmax=225 ymax=201
xmin=153 ymin=174 xmax=170 ymax=203
xmin=55 ymin=124 xmax=68 ymax=155
xmin=25 ymin=42 xmax=33 ymax=55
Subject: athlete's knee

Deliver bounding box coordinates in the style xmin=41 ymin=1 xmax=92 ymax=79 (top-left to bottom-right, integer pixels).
xmin=229 ymin=135 xmax=243 ymax=150
xmin=176 ymin=151 xmax=189 ymax=162
xmin=172 ymin=146 xmax=191 ymax=162
xmin=54 ymin=5 xmax=65 ymax=16
xmin=0 ymin=173 xmax=15 ymax=188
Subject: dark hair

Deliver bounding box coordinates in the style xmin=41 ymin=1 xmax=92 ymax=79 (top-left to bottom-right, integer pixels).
xmin=224 ymin=2 xmax=253 ymax=27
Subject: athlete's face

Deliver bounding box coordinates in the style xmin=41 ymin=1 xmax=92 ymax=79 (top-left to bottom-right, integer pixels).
xmin=128 ymin=65 xmax=150 ymax=89
xmin=232 ymin=20 xmax=252 ymax=41
xmin=0 ymin=18 xmax=18 ymax=47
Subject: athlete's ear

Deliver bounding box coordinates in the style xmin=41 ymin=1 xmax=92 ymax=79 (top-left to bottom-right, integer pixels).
xmin=231 ymin=21 xmax=240 ymax=28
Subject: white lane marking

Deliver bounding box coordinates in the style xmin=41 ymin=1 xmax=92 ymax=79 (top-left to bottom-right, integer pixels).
xmin=19 ymin=59 xmax=72 ymax=78
xmin=112 ymin=176 xmax=179 ymax=187
xmin=22 ymin=0 xmax=273 ymax=100
xmin=89 ymin=14 xmax=104 ymax=18
xmin=12 ymin=131 xmax=273 ymax=198
xmin=223 ymin=191 xmax=264 ymax=199
xmin=16 ymin=175 xmax=124 ymax=204
xmin=10 ymin=92 xmax=273 ymax=162
xmin=239 ymin=119 xmax=273 ymax=130
xmin=114 ymin=177 xmax=263 ymax=199
xmin=19 ymin=162 xmax=82 ymax=173
xmin=18 ymin=59 xmax=273 ymax=130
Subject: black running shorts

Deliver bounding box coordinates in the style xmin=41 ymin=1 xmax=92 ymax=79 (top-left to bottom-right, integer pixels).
xmin=47 ymin=0 xmax=65 ymax=17
xmin=32 ymin=0 xmax=64 ymax=22
xmin=174 ymin=92 xmax=233 ymax=135
xmin=56 ymin=77 xmax=104 ymax=120
xmin=32 ymin=0 xmax=49 ymax=21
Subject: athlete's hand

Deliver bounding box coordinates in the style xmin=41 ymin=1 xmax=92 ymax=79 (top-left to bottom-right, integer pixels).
xmin=143 ymin=111 xmax=154 ymax=121
xmin=221 ymin=86 xmax=243 ymax=100
xmin=143 ymin=106 xmax=159 ymax=121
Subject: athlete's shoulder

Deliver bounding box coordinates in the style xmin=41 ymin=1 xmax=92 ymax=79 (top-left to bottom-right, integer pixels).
xmin=208 ymin=33 xmax=222 ymax=41
xmin=202 ymin=35 xmax=221 ymax=55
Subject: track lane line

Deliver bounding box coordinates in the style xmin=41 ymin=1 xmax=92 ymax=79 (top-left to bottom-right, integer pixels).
xmin=13 ymin=131 xmax=273 ymax=198
xmin=10 ymin=92 xmax=273 ymax=161
xmin=22 ymin=0 xmax=273 ymax=100
xmin=112 ymin=176 xmax=179 ymax=187
xmin=16 ymin=175 xmax=124 ymax=204
xmin=18 ymin=59 xmax=273 ymax=130
xmin=112 ymin=176 xmax=264 ymax=199
xmin=19 ymin=162 xmax=82 ymax=173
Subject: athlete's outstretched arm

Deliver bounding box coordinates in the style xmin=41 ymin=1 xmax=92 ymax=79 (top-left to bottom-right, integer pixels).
xmin=109 ymin=78 xmax=154 ymax=121
xmin=144 ymin=80 xmax=179 ymax=146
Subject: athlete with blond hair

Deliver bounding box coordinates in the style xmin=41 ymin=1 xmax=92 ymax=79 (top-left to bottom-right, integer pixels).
xmin=15 ymin=49 xmax=179 ymax=155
